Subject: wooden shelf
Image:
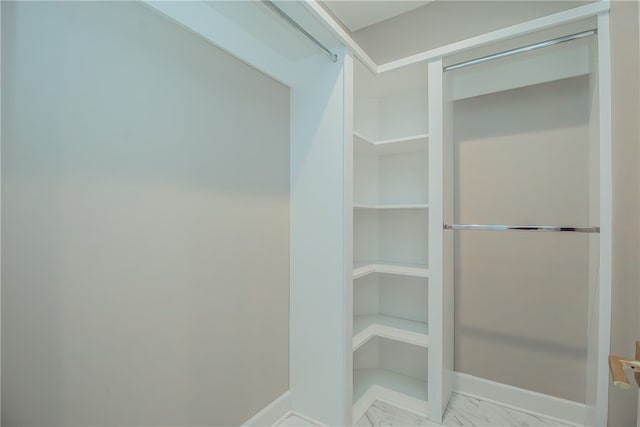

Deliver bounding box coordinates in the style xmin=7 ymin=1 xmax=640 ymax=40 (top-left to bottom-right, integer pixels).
xmin=353 ymin=262 xmax=429 ymax=280
xmin=353 ymin=368 xmax=428 ymax=421
xmin=353 ymin=203 xmax=429 ymax=210
xmin=353 ymin=315 xmax=429 ymax=351
xmin=354 ymin=131 xmax=428 ymax=156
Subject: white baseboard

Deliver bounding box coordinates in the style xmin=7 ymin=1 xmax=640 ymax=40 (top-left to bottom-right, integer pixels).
xmin=242 ymin=390 xmax=292 ymax=427
xmin=453 ymin=373 xmax=586 ymax=426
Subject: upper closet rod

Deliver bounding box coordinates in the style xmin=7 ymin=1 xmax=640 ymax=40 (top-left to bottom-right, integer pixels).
xmin=444 ymin=224 xmax=600 ymax=233
xmin=443 ymin=29 xmax=597 ymax=72
xmin=262 ymin=0 xmax=338 ymax=63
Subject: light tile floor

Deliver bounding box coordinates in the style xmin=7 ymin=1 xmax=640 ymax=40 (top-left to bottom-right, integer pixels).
xmin=356 ymin=395 xmax=577 ymax=427
xmin=275 ymin=393 xmax=578 ymax=427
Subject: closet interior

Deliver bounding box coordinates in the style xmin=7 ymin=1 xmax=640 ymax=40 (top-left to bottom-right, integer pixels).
xmin=3 ymin=1 xmax=615 ymax=426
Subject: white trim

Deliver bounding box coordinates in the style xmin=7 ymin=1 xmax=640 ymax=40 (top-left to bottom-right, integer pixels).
xmin=343 ymin=51 xmax=356 ymax=424
xmin=378 ymin=1 xmax=610 ymax=73
xmin=304 ymin=1 xmax=611 ymax=76
xmin=453 ymin=373 xmax=585 ymax=426
xmin=0 ymin=0 xmax=3 ymax=421
xmin=427 ymin=58 xmax=446 ymax=424
xmin=242 ymin=391 xmax=292 ymax=427
xmin=302 ymin=0 xmax=378 ymax=73
xmin=594 ymin=11 xmax=612 ymax=427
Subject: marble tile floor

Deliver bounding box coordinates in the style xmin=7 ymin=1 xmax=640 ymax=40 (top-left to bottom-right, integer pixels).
xmin=274 ymin=393 xmax=578 ymax=427
xmin=356 ymin=395 xmax=577 ymax=427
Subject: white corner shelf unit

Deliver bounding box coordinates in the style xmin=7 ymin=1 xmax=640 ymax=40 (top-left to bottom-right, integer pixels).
xmin=352 ymin=59 xmax=431 ymax=421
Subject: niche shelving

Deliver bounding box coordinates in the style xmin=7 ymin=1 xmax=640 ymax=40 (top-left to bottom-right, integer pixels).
xmin=352 ymin=59 xmax=430 ymax=421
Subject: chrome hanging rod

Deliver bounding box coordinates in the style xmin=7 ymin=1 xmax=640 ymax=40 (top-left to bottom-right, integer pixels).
xmin=261 ymin=1 xmax=337 ymax=63
xmin=443 ymin=29 xmax=597 ymax=72
xmin=443 ymin=224 xmax=600 ymax=233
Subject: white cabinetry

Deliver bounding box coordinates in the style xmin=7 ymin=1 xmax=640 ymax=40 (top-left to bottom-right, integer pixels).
xmin=352 ymin=60 xmax=432 ymax=421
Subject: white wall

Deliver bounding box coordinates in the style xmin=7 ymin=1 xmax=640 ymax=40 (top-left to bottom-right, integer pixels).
xmin=1 ymin=2 xmax=290 ymax=426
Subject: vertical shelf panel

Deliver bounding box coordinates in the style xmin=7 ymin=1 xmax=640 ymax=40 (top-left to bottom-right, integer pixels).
xmin=427 ymin=58 xmax=453 ymax=424
xmin=290 ymin=48 xmax=352 ymax=426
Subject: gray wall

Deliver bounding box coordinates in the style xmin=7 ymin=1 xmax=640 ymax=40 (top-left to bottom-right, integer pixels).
xmin=608 ymin=1 xmax=640 ymax=426
xmin=453 ymin=76 xmax=590 ymax=403
xmin=1 ymin=2 xmax=290 ymax=426
xmin=351 ymin=1 xmax=591 ymax=64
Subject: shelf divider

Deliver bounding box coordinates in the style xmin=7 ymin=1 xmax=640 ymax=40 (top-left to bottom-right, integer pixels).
xmin=354 ymin=131 xmax=429 ymax=156
xmin=353 ymin=262 xmax=429 ymax=280
xmin=353 ymin=314 xmax=429 ymax=351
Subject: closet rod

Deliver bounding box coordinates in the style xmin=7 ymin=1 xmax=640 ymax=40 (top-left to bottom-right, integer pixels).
xmin=262 ymin=1 xmax=338 ymax=63
xmin=443 ymin=29 xmax=597 ymax=72
xmin=444 ymin=224 xmax=600 ymax=233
